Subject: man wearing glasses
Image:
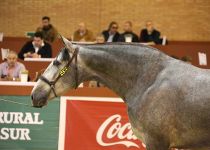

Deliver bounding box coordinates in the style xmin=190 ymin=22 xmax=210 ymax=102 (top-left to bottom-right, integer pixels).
xmin=102 ymin=21 xmax=120 ymax=42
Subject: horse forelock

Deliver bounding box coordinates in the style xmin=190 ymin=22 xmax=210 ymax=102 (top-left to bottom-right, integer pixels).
xmin=57 ymin=47 xmax=70 ymax=61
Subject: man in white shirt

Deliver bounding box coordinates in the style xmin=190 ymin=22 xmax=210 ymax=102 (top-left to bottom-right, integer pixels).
xmin=0 ymin=51 xmax=26 ymax=81
xmin=18 ymin=32 xmax=52 ymax=60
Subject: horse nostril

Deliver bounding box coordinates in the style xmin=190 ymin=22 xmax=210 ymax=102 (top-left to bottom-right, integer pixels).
xmin=31 ymin=93 xmax=38 ymax=102
xmin=31 ymin=93 xmax=36 ymax=101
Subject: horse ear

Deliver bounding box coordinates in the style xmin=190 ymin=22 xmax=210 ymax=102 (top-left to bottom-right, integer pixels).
xmin=59 ymin=35 xmax=74 ymax=53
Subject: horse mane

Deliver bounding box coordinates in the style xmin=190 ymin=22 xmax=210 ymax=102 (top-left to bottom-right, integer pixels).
xmin=74 ymin=42 xmax=158 ymax=50
xmin=74 ymin=42 xmax=168 ymax=58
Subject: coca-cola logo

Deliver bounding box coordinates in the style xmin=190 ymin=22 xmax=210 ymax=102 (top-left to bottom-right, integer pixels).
xmin=96 ymin=114 xmax=142 ymax=148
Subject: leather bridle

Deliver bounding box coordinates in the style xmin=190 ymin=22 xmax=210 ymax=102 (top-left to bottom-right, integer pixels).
xmin=39 ymin=48 xmax=79 ymax=97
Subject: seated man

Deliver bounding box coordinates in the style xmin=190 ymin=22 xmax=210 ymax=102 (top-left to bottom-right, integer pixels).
xmin=118 ymin=21 xmax=139 ymax=42
xmin=0 ymin=51 xmax=26 ymax=81
xmin=73 ymin=22 xmax=95 ymax=42
xmin=36 ymin=16 xmax=58 ymax=42
xmin=102 ymin=21 xmax=120 ymax=42
xmin=18 ymin=32 xmax=52 ymax=59
xmin=139 ymin=21 xmax=161 ymax=45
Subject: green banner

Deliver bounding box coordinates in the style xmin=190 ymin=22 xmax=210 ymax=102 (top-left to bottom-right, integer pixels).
xmin=0 ymin=96 xmax=60 ymax=150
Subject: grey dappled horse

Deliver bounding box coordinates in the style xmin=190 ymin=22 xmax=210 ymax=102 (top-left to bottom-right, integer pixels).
xmin=31 ymin=37 xmax=210 ymax=150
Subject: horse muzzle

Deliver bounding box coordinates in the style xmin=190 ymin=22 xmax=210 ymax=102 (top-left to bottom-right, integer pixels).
xmin=31 ymin=90 xmax=49 ymax=108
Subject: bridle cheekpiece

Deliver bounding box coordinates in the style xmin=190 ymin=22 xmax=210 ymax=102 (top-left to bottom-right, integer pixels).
xmin=39 ymin=47 xmax=79 ymax=97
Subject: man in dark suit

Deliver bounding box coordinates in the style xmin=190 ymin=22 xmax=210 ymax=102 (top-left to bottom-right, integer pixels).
xmin=102 ymin=21 xmax=120 ymax=42
xmin=139 ymin=21 xmax=161 ymax=45
xmin=18 ymin=32 xmax=52 ymax=59
xmin=118 ymin=21 xmax=139 ymax=42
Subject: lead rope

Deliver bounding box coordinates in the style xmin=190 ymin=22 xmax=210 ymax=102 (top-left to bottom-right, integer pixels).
xmin=0 ymin=98 xmax=32 ymax=107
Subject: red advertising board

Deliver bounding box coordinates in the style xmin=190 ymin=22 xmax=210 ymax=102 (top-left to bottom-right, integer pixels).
xmin=59 ymin=97 xmax=146 ymax=150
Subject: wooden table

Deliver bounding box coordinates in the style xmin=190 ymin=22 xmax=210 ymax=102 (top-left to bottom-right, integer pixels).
xmin=154 ymin=41 xmax=210 ymax=69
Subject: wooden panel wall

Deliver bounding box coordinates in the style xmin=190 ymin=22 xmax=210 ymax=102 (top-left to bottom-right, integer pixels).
xmin=0 ymin=0 xmax=210 ymax=41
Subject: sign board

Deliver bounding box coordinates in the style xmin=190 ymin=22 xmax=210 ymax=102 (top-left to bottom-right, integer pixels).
xmin=0 ymin=96 xmax=60 ymax=150
xmin=59 ymin=96 xmax=146 ymax=150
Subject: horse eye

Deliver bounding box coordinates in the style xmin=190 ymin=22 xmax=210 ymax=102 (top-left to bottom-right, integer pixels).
xmin=53 ymin=60 xmax=61 ymax=66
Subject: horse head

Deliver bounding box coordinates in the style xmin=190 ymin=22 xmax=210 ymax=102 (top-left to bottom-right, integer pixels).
xmin=31 ymin=36 xmax=80 ymax=107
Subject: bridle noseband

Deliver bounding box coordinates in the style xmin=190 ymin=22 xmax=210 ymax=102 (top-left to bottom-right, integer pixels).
xmin=39 ymin=48 xmax=79 ymax=97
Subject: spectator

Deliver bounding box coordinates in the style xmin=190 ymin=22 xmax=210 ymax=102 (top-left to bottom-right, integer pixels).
xmin=118 ymin=21 xmax=139 ymax=42
xmin=102 ymin=21 xmax=120 ymax=42
xmin=139 ymin=21 xmax=161 ymax=45
xmin=0 ymin=51 xmax=26 ymax=81
xmin=36 ymin=16 xmax=58 ymax=42
xmin=18 ymin=32 xmax=52 ymax=59
xmin=95 ymin=34 xmax=105 ymax=43
xmin=73 ymin=22 xmax=94 ymax=42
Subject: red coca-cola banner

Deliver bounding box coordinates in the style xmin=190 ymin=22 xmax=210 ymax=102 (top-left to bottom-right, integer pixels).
xmin=63 ymin=97 xmax=146 ymax=150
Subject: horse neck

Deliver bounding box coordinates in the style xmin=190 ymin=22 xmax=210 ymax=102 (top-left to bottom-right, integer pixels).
xmin=78 ymin=44 xmax=167 ymax=102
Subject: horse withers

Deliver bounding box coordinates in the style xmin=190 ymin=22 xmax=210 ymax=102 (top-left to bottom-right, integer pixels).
xmin=31 ymin=36 xmax=210 ymax=150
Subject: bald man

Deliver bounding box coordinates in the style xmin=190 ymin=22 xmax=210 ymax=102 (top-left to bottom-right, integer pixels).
xmin=0 ymin=51 xmax=26 ymax=81
xmin=118 ymin=21 xmax=139 ymax=42
xmin=73 ymin=22 xmax=95 ymax=42
xmin=139 ymin=21 xmax=161 ymax=45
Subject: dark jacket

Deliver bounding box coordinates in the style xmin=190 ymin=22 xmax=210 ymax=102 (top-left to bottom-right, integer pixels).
xmin=102 ymin=30 xmax=120 ymax=42
xmin=36 ymin=24 xmax=58 ymax=42
xmin=139 ymin=29 xmax=161 ymax=44
xmin=118 ymin=31 xmax=139 ymax=42
xmin=18 ymin=40 xmax=52 ymax=59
